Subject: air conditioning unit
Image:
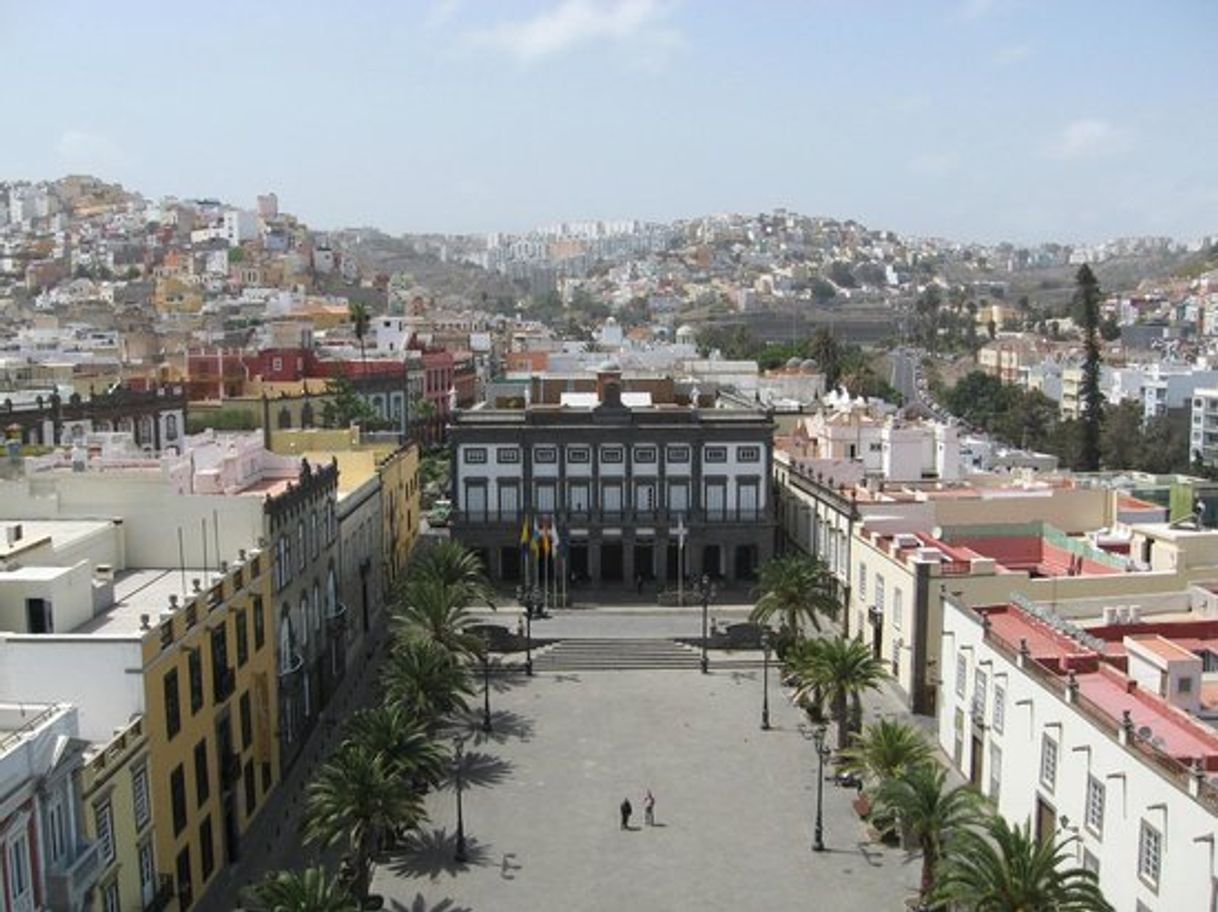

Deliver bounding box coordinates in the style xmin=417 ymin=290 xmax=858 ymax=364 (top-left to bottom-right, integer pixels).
xmin=1102 ymin=605 xmax=1121 ymax=625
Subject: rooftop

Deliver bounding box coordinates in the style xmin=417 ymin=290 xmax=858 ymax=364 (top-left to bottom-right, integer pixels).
xmin=74 ymin=567 xmax=212 ymax=636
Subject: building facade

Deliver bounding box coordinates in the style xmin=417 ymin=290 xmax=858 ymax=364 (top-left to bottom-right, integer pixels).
xmin=451 ymin=367 xmax=775 ymax=590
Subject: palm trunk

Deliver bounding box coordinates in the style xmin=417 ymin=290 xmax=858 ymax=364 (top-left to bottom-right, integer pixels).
xmin=833 ymin=693 xmax=848 ymax=750
xmin=919 ymin=835 xmax=937 ymax=899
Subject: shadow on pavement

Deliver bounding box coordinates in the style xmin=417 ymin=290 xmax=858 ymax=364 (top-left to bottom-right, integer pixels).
xmin=388 ymin=828 xmax=492 ymax=879
xmin=443 ymin=709 xmax=535 ymax=745
xmin=435 ymin=750 xmax=514 ymax=790
xmin=385 ymin=895 xmax=473 ymax=912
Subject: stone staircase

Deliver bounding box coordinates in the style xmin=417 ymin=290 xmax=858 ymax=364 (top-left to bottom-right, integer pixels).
xmin=530 ymin=638 xmax=764 ymax=672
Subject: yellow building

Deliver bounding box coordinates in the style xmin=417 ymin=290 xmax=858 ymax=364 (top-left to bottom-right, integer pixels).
xmin=80 ymin=716 xmax=172 ymax=912
xmin=139 ymin=551 xmax=277 ymax=909
xmin=379 ymin=441 xmax=421 ymax=587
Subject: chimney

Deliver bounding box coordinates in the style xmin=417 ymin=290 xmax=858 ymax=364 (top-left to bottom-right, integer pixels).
xmin=139 ymin=613 xmax=151 ymax=630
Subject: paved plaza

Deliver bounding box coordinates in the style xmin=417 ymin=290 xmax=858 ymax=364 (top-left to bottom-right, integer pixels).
xmin=372 ymin=653 xmax=923 ymax=912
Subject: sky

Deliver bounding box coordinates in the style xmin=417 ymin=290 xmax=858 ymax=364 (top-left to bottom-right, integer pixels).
xmin=1 ymin=0 xmax=1216 ymax=244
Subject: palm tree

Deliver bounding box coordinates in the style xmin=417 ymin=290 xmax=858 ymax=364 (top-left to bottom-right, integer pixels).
xmin=793 ymin=634 xmax=886 ymax=749
xmin=933 ymin=816 xmax=1113 ymax=912
xmin=838 ymin=719 xmax=934 ymax=790
xmin=243 ymin=867 xmax=358 ymax=912
xmin=393 ymin=577 xmax=487 ymax=659
xmin=750 ymin=553 xmax=840 ymax=638
xmin=349 ymin=301 xmax=370 ymax=365
xmin=381 ymin=637 xmax=475 ymax=729
xmin=304 ymin=744 xmax=427 ymax=903
xmin=342 ymin=704 xmax=447 ymax=791
xmin=782 ymin=636 xmax=827 ymax=722
xmin=872 ymin=764 xmax=984 ymax=902
xmin=408 ymin=540 xmax=495 ymax=609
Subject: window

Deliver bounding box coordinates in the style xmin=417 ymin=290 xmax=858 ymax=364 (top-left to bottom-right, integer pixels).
xmin=310 ymin=511 xmax=319 ymax=558
xmin=988 ymin=743 xmax=1002 ymax=801
xmin=240 ymin=691 xmax=253 ymax=750
xmin=164 ymin=668 xmax=181 ymax=739
xmin=992 ymin=684 xmax=1005 ymax=734
xmin=194 ymin=738 xmax=210 ymax=807
xmin=296 ymin=521 xmax=305 ymax=571
xmin=1040 ymin=736 xmax=1058 ymax=792
xmin=138 ymin=841 xmax=155 ymax=901
xmin=955 ymin=652 xmax=967 ymax=697
xmin=1179 ymin=676 xmax=1193 ymax=694
xmin=132 ymin=765 xmax=151 ymax=830
xmin=534 ymin=446 xmax=557 ymax=464
xmin=874 ymin=574 xmax=885 ymax=615
xmin=496 ymin=447 xmax=520 ymax=464
xmin=567 ymin=446 xmax=590 ymax=464
xmin=7 ymin=832 xmax=30 ymax=904
xmin=47 ymin=797 xmax=67 ymax=863
xmin=666 ymin=445 xmax=690 ymax=463
xmin=170 ymin=765 xmax=187 ymax=835
xmin=95 ymin=799 xmax=116 ymax=865
xmin=463 ymin=447 xmax=487 ymax=464
xmin=858 ymin=562 xmax=867 ymax=599
xmin=601 ymin=445 xmax=624 ymax=464
xmin=1085 ymin=775 xmax=1105 ymax=838
xmin=199 ymin=816 xmax=215 ymax=881
xmin=236 ymin=609 xmax=248 ymax=667
xmin=704 ymin=446 xmax=728 ymax=463
xmin=634 ymin=446 xmax=657 ymax=464
xmin=176 ymin=845 xmax=193 ymax=908
xmin=1138 ymin=820 xmax=1162 ymax=888
xmin=244 ymin=759 xmax=257 ymax=817
xmin=973 ymin=669 xmax=988 ymax=718
xmin=892 ymin=588 xmax=903 ymax=632
xmin=738 ymin=445 xmax=761 ymax=462
xmin=253 ymin=595 xmax=265 ymax=650
xmin=188 ymin=648 xmax=204 ymax=713
xmin=101 ymin=880 xmax=120 ymax=912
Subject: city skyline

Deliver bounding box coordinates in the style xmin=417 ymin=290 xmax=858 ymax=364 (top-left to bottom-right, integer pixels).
xmin=1 ymin=0 xmax=1216 ymax=244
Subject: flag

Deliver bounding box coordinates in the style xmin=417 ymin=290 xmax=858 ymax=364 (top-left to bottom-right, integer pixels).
xmin=530 ymin=518 xmax=541 ymax=556
xmin=554 ymin=523 xmax=566 ymax=559
xmin=519 ymin=515 xmax=530 ymax=556
xmin=539 ymin=518 xmax=551 ymax=557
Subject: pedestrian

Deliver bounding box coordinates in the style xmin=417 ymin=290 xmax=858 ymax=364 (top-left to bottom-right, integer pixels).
xmin=644 ymin=789 xmax=655 ymax=826
xmin=635 ymin=573 xmax=644 ymax=594
xmin=619 ymin=797 xmax=632 ymax=829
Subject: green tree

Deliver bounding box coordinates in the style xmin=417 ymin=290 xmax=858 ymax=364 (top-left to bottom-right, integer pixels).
xmin=872 ymin=764 xmax=985 ymax=902
xmin=341 ymin=705 xmax=447 ymax=790
xmin=243 ymin=867 xmax=358 ymax=912
xmin=321 ymin=376 xmax=381 ymax=430
xmin=393 ymin=578 xmax=488 ymax=659
xmin=749 ymin=554 xmax=840 ymax=638
xmin=933 ymin=816 xmax=1113 ymax=912
xmin=381 ymin=637 xmax=475 ymax=729
xmin=793 ymin=635 xmax=886 ymax=749
xmin=304 ymin=744 xmax=426 ymax=903
xmin=838 ymin=719 xmax=934 ymax=791
xmin=1099 ymin=315 xmax=1121 ymax=341
xmin=1076 ymin=265 xmax=1104 ymax=471
xmin=809 ymin=328 xmax=844 ymax=388
xmin=407 ymin=540 xmax=495 ymax=609
xmin=1101 ymin=400 xmax=1142 ymax=470
xmin=348 ymin=301 xmax=370 ymax=365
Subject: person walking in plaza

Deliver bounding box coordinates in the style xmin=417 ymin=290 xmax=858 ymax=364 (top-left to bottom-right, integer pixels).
xmin=620 ymin=797 xmax=633 ymax=829
xmin=644 ymin=790 xmax=655 ymax=826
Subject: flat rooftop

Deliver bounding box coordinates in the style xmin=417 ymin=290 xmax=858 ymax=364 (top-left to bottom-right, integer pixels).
xmin=0 ymin=519 xmax=115 ymax=559
xmin=74 ymin=567 xmax=211 ymax=636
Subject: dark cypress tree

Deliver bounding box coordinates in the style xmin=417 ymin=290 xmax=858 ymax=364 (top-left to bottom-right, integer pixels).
xmin=1075 ymin=265 xmax=1103 ymax=471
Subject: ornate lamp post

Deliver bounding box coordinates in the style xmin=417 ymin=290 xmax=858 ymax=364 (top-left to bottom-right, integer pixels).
xmin=515 ymin=584 xmax=539 ymax=676
xmin=761 ymin=628 xmax=772 ymax=731
xmin=453 ymin=736 xmax=467 ymax=863
xmin=812 ymin=723 xmax=830 ymax=852
xmin=699 ymin=573 xmax=713 ymax=674
xmin=481 ymin=632 xmax=493 ymax=733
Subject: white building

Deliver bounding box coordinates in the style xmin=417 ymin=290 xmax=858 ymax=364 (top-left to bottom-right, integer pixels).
xmin=939 ymin=595 xmax=1218 ymax=912
xmin=1191 ymin=387 xmax=1218 ymax=467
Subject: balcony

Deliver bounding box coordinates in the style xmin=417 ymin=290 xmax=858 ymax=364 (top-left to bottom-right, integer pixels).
xmin=45 ymin=839 xmax=104 ymax=910
xmin=213 ymin=665 xmax=236 ymax=703
xmin=326 ymin=601 xmax=348 ymax=635
xmin=144 ymin=874 xmax=175 ymax=912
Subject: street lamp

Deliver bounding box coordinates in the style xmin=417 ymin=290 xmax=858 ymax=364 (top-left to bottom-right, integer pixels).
xmin=699 ymin=573 xmax=713 ymax=674
xmin=812 ymin=723 xmax=830 ymax=852
xmin=481 ymin=632 xmax=493 ymax=733
xmin=515 ymin=584 xmax=538 ymax=676
xmin=453 ymin=736 xmax=467 ymax=863
xmin=761 ymin=628 xmax=772 ymax=731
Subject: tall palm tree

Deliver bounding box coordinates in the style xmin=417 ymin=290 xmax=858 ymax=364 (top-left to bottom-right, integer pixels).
xmin=749 ymin=553 xmax=839 ymax=638
xmin=407 ymin=540 xmax=495 ymax=609
xmin=243 ymin=867 xmax=358 ymax=912
xmin=933 ymin=816 xmax=1113 ymax=912
xmin=782 ymin=636 xmax=827 ymax=722
xmin=872 ymin=764 xmax=984 ymax=903
xmin=794 ymin=634 xmax=886 ymax=749
xmin=304 ymin=744 xmax=427 ymax=903
xmin=838 ymin=719 xmax=934 ymax=790
xmin=393 ymin=577 xmax=486 ymax=659
xmin=342 ymin=704 xmax=447 ymax=790
xmin=381 ymin=637 xmax=475 ymax=729
xmin=349 ymin=301 xmax=370 ymax=366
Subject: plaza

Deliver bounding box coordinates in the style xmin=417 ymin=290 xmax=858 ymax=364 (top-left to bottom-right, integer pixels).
xmin=371 ymin=613 xmax=924 ymax=912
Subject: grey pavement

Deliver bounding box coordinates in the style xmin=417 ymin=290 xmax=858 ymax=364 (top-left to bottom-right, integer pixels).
xmin=474 ymin=606 xmax=758 ymax=641
xmin=371 ymin=661 xmax=924 ymax=912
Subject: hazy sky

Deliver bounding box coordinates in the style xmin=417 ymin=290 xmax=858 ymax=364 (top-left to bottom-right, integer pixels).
xmin=2 ymin=1 xmax=1216 ymax=243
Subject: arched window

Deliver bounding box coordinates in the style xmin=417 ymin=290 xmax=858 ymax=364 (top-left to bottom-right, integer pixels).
xmin=297 ymin=521 xmax=305 ymax=571
xmin=309 ymin=512 xmax=318 ymax=559
xmin=298 ymin=596 xmax=310 ymax=651
xmin=278 ymin=614 xmax=295 ymax=674
xmin=301 ymin=401 xmax=315 ymax=429
xmin=278 ymin=407 xmax=292 ymax=429
xmin=165 ymin=414 xmax=179 ymax=440
xmin=326 ymin=566 xmax=338 ymax=617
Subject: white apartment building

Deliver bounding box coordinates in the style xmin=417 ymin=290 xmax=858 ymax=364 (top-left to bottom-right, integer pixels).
xmin=940 ymin=596 xmax=1218 ymax=912
xmin=1142 ymin=364 xmax=1218 ymax=422
xmin=1191 ymin=387 xmax=1218 ymax=467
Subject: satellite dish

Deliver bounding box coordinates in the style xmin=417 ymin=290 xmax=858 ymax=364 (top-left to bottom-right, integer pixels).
xmin=1137 ymin=725 xmax=1154 ymax=740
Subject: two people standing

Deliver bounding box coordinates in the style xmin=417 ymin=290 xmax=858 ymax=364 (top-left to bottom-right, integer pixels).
xmin=620 ymin=790 xmax=656 ymax=829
